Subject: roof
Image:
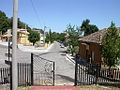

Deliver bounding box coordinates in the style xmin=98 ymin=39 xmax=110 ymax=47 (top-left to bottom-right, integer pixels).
xmin=79 ymin=27 xmax=120 ymax=44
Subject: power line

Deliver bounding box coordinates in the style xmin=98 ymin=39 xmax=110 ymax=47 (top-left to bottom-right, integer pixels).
xmin=29 ymin=0 xmax=43 ymax=28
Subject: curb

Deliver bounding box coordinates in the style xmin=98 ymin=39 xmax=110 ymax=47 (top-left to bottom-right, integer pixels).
xmin=66 ymin=54 xmax=75 ymax=64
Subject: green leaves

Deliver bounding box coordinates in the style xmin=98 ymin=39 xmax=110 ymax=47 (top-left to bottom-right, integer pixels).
xmin=28 ymin=31 xmax=40 ymax=45
xmin=101 ymin=23 xmax=120 ymax=67
xmin=0 ymin=11 xmax=10 ymax=34
xmin=80 ymin=19 xmax=99 ymax=36
xmin=0 ymin=10 xmax=31 ymax=35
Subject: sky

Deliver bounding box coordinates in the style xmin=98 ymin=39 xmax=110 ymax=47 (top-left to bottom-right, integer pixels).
xmin=0 ymin=0 xmax=120 ymax=32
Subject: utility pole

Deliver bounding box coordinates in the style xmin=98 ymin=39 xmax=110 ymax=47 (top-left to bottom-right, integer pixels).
xmin=12 ymin=0 xmax=19 ymax=90
xmin=25 ymin=24 xmax=27 ymax=29
xmin=43 ymin=26 xmax=46 ymax=46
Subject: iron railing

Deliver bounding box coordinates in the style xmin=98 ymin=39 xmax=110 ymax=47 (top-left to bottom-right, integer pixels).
xmin=31 ymin=53 xmax=55 ymax=86
xmin=75 ymin=57 xmax=120 ymax=86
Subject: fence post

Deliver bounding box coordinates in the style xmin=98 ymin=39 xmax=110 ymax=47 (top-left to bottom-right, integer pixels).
xmin=95 ymin=64 xmax=99 ymax=84
xmin=74 ymin=54 xmax=79 ymax=86
xmin=10 ymin=63 xmax=12 ymax=90
xmin=53 ymin=62 xmax=55 ymax=86
xmin=31 ymin=53 xmax=33 ymax=85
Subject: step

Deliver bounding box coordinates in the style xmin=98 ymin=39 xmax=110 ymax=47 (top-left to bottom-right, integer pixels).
xmin=30 ymin=86 xmax=77 ymax=90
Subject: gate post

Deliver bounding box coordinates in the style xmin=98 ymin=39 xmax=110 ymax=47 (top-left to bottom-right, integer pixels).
xmin=95 ymin=64 xmax=99 ymax=84
xmin=31 ymin=53 xmax=33 ymax=85
xmin=74 ymin=54 xmax=79 ymax=86
xmin=10 ymin=62 xmax=12 ymax=90
xmin=53 ymin=62 xmax=55 ymax=86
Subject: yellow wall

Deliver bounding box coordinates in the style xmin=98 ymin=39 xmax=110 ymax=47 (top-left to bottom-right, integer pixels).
xmin=18 ymin=33 xmax=32 ymax=45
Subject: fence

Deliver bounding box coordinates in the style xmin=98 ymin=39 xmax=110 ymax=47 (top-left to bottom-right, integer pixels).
xmin=75 ymin=57 xmax=120 ymax=86
xmin=0 ymin=63 xmax=32 ymax=90
xmin=98 ymin=68 xmax=120 ymax=85
xmin=18 ymin=63 xmax=32 ymax=86
xmin=0 ymin=67 xmax=10 ymax=84
xmin=31 ymin=53 xmax=55 ymax=86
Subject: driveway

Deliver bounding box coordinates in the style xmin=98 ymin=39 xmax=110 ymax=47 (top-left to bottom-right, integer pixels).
xmin=35 ymin=42 xmax=75 ymax=85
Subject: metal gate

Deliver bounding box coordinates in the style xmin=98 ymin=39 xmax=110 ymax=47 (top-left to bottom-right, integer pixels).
xmin=31 ymin=53 xmax=55 ymax=86
xmin=74 ymin=56 xmax=120 ymax=86
xmin=74 ymin=55 xmax=99 ymax=86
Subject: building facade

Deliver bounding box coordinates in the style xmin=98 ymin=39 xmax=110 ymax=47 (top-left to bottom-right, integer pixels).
xmin=79 ymin=27 xmax=120 ymax=64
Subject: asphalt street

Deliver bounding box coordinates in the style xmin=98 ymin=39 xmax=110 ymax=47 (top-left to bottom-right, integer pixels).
xmin=35 ymin=42 xmax=75 ymax=85
xmin=0 ymin=42 xmax=75 ymax=85
xmin=0 ymin=44 xmax=31 ymax=68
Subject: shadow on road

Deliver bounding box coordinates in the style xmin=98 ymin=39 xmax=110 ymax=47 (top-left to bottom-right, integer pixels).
xmin=60 ymin=53 xmax=66 ymax=56
xmin=56 ymin=74 xmax=75 ymax=82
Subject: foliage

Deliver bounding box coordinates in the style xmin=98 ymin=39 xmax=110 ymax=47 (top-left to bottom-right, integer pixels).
xmin=65 ymin=24 xmax=80 ymax=47
xmin=28 ymin=31 xmax=40 ymax=45
xmin=80 ymin=19 xmax=99 ymax=36
xmin=0 ymin=11 xmax=10 ymax=34
xmin=45 ymin=32 xmax=50 ymax=43
xmin=45 ymin=29 xmax=66 ymax=44
xmin=73 ymin=46 xmax=79 ymax=54
xmin=65 ymin=24 xmax=81 ymax=54
xmin=101 ymin=22 xmax=120 ymax=69
xmin=0 ymin=10 xmax=31 ymax=34
xmin=58 ymin=33 xmax=66 ymax=43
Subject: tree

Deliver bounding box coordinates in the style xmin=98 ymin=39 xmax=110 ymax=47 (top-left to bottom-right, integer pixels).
xmin=80 ymin=19 xmax=99 ymax=36
xmin=45 ymin=29 xmax=52 ymax=43
xmin=28 ymin=31 xmax=40 ymax=45
xmin=65 ymin=24 xmax=81 ymax=55
xmin=0 ymin=10 xmax=32 ymax=35
xmin=101 ymin=22 xmax=120 ymax=70
xmin=58 ymin=33 xmax=66 ymax=43
xmin=45 ymin=32 xmax=50 ymax=43
xmin=0 ymin=11 xmax=10 ymax=34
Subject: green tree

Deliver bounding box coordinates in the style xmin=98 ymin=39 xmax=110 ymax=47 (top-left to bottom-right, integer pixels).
xmin=45 ymin=29 xmax=52 ymax=43
xmin=101 ymin=22 xmax=120 ymax=70
xmin=58 ymin=33 xmax=66 ymax=43
xmin=28 ymin=31 xmax=40 ymax=45
xmin=80 ymin=19 xmax=99 ymax=36
xmin=0 ymin=11 xmax=10 ymax=34
xmin=45 ymin=32 xmax=50 ymax=43
xmin=0 ymin=10 xmax=32 ymax=35
xmin=65 ymin=24 xmax=81 ymax=55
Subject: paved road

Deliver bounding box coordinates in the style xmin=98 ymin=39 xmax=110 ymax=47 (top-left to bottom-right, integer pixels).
xmin=0 ymin=42 xmax=75 ymax=85
xmin=0 ymin=44 xmax=31 ymax=68
xmin=35 ymin=42 xmax=75 ymax=85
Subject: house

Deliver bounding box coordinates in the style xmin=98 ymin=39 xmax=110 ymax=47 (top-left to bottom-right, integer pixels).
xmin=0 ymin=29 xmax=11 ymax=42
xmin=79 ymin=28 xmax=120 ymax=64
xmin=17 ymin=29 xmax=32 ymax=45
xmin=0 ymin=29 xmax=32 ymax=45
xmin=0 ymin=29 xmax=45 ymax=46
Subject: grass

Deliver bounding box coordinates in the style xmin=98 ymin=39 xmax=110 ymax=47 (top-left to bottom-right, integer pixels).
xmin=77 ymin=85 xmax=120 ymax=90
xmin=18 ymin=86 xmax=31 ymax=90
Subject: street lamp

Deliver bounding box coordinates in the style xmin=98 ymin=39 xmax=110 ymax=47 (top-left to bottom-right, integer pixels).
xmin=43 ymin=26 xmax=51 ymax=46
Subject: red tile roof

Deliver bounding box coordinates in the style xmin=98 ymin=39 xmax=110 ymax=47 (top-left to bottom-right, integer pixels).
xmin=79 ymin=27 xmax=120 ymax=44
